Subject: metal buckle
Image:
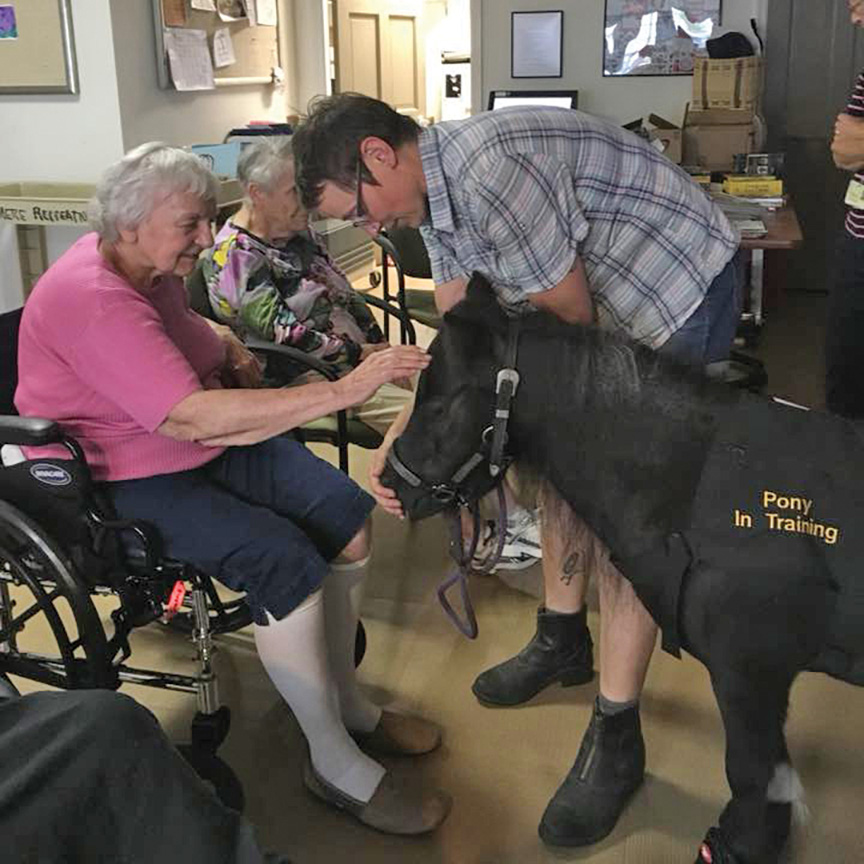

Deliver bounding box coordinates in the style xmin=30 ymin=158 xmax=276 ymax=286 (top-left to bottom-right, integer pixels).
xmin=496 ymin=368 xmax=520 ymax=395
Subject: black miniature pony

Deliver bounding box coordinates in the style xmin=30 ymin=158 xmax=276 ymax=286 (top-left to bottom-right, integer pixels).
xmin=381 ymin=277 xmax=864 ymax=864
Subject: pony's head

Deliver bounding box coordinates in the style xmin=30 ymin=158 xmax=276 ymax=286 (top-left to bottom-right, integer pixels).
xmin=381 ymin=275 xmax=511 ymax=519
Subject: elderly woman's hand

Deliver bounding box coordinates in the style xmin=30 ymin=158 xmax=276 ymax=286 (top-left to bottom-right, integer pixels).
xmin=833 ymin=113 xmax=864 ymax=172
xmin=339 ymin=345 xmax=429 ymax=407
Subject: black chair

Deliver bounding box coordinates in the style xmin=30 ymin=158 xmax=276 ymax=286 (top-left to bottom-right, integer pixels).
xmin=0 ymin=307 xmax=250 ymax=809
xmin=373 ymin=228 xmax=441 ymax=344
xmin=186 ymin=264 xmax=410 ymax=473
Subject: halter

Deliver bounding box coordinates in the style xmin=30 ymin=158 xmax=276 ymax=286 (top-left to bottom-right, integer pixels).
xmin=386 ymin=318 xmax=521 ymax=637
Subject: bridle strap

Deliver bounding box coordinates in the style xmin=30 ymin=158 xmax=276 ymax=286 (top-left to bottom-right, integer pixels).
xmin=386 ymin=443 xmax=423 ymax=488
xmin=437 ymin=482 xmax=509 ymax=638
xmin=489 ymin=318 xmax=521 ymax=477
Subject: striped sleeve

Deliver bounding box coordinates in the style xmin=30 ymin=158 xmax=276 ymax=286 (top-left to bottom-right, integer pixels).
xmin=848 ymin=71 xmax=864 ymax=117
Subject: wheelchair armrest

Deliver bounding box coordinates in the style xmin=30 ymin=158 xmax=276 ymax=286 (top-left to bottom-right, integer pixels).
xmin=362 ymin=294 xmax=417 ymax=346
xmin=0 ymin=415 xmax=63 ymax=447
xmin=243 ymin=336 xmax=341 ymax=382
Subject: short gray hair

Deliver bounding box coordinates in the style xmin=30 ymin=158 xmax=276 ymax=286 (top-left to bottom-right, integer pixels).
xmin=89 ymin=142 xmax=219 ymax=242
xmin=236 ymin=137 xmax=294 ymax=195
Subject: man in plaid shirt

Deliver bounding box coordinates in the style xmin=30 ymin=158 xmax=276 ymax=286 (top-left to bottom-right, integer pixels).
xmin=293 ymin=94 xmax=741 ymax=848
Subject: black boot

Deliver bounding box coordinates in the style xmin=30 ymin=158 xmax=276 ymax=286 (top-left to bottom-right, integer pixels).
xmin=539 ymin=697 xmax=645 ymax=847
xmin=471 ymin=606 xmax=594 ymax=706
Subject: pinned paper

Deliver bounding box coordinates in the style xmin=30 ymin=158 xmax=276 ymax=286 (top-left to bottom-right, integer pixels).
xmin=162 ymin=0 xmax=187 ymax=27
xmin=256 ymin=0 xmax=277 ymax=26
xmin=0 ymin=5 xmax=18 ymax=40
xmin=217 ymin=0 xmax=246 ymax=21
xmin=245 ymin=0 xmax=257 ymax=26
xmin=164 ymin=28 xmax=215 ymax=91
xmin=213 ymin=27 xmax=236 ymax=68
xmin=191 ymin=0 xmax=217 ymax=10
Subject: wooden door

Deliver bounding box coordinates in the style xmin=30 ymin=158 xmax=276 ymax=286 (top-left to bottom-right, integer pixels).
xmin=333 ymin=0 xmax=426 ymax=117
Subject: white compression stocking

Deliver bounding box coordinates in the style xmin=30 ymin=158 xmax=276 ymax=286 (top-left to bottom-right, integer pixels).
xmin=253 ymin=591 xmax=385 ymax=803
xmin=324 ymin=557 xmax=382 ymax=733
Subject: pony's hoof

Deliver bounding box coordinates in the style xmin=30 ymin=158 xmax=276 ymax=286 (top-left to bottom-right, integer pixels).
xmin=695 ymin=828 xmax=745 ymax=864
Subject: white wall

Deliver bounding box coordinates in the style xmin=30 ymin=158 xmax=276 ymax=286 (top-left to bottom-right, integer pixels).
xmin=0 ymin=1 xmax=124 ymax=311
xmin=472 ymin=0 xmax=769 ymax=127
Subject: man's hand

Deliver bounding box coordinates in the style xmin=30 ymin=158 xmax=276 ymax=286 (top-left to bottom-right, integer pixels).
xmin=850 ymin=0 xmax=864 ymax=27
xmin=833 ymin=113 xmax=864 ymax=172
xmin=339 ymin=345 xmax=429 ymax=407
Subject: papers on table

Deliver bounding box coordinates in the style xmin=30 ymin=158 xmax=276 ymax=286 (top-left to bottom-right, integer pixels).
xmin=165 ymin=28 xmax=215 ymax=91
xmin=191 ymin=0 xmax=217 ymax=10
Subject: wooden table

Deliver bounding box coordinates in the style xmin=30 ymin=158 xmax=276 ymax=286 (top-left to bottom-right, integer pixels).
xmin=738 ymin=203 xmax=804 ymax=326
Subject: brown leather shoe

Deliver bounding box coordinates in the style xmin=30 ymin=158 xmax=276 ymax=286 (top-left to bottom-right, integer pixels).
xmin=302 ymin=757 xmax=452 ymax=835
xmin=352 ymin=710 xmax=443 ymax=757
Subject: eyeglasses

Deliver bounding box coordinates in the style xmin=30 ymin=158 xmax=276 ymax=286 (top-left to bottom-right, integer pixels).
xmin=351 ymin=157 xmax=376 ymax=229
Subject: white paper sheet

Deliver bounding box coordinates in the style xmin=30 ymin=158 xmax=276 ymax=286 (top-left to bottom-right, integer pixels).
xmin=191 ymin=0 xmax=217 ymax=11
xmin=245 ymin=0 xmax=257 ymax=26
xmin=256 ymin=0 xmax=277 ymax=26
xmin=512 ymin=11 xmax=562 ymax=78
xmin=164 ymin=28 xmax=215 ymax=91
xmin=212 ymin=27 xmax=236 ymax=67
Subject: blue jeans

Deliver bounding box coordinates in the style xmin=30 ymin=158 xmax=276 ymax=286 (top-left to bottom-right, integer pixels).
xmin=658 ymin=254 xmax=743 ymax=367
xmin=105 ymin=438 xmax=374 ymax=624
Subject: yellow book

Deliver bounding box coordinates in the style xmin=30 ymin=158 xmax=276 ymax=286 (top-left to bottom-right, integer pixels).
xmin=722 ymin=176 xmax=784 ymax=197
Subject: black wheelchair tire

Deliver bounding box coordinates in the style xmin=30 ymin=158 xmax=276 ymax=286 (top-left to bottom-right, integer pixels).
xmin=177 ymin=743 xmax=246 ymax=813
xmin=0 ymin=500 xmax=114 ymax=689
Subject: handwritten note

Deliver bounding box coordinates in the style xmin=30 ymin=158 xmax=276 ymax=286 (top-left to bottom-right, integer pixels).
xmin=165 ymin=28 xmax=215 ymax=91
xmin=256 ymin=0 xmax=277 ymax=26
xmin=213 ymin=27 xmax=236 ymax=68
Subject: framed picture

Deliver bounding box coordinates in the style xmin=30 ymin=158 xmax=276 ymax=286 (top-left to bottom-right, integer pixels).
xmin=603 ymin=0 xmax=722 ymax=77
xmin=0 ymin=0 xmax=78 ymax=94
xmin=511 ymin=11 xmax=563 ymax=79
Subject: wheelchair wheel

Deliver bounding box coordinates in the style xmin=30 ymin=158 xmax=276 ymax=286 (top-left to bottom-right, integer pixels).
xmin=177 ymin=743 xmax=246 ymax=812
xmin=0 ymin=501 xmax=114 ymax=689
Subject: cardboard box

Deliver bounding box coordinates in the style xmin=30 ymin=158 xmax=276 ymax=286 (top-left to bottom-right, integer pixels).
xmin=682 ymin=106 xmax=756 ymax=172
xmin=692 ymin=56 xmax=762 ymax=113
xmin=623 ymin=114 xmax=683 ymax=164
xmin=646 ymin=114 xmax=682 ymax=164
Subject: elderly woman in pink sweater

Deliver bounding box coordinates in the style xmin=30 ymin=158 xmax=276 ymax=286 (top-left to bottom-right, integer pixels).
xmin=15 ymin=142 xmax=449 ymax=836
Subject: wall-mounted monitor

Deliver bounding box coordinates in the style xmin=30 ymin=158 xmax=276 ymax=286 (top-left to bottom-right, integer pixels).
xmin=487 ymin=89 xmax=579 ymax=111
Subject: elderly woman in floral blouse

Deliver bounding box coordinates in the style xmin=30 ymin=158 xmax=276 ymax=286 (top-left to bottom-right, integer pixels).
xmin=201 ymin=137 xmax=411 ymax=435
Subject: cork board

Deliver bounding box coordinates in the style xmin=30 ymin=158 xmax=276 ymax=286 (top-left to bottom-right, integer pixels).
xmin=0 ymin=0 xmax=78 ymax=94
xmin=152 ymin=0 xmax=279 ymax=89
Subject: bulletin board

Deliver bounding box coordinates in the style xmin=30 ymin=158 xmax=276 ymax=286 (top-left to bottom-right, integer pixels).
xmin=0 ymin=0 xmax=78 ymax=95
xmin=152 ymin=0 xmax=280 ymax=89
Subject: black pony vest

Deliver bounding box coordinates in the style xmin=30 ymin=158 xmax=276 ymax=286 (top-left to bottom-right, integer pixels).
xmin=622 ymin=394 xmax=864 ymax=684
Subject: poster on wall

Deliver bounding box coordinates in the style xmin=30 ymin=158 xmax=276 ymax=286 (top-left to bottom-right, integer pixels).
xmin=511 ymin=11 xmax=563 ymax=79
xmin=603 ymin=0 xmax=722 ymax=77
xmin=0 ymin=5 xmax=18 ymax=40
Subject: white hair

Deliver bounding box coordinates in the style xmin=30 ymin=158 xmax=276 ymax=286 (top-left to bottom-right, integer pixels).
xmin=88 ymin=142 xmax=219 ymax=242
xmin=236 ymin=137 xmax=295 ymax=196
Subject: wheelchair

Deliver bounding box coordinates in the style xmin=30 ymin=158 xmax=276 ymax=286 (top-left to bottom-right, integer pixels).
xmin=0 ymin=303 xmax=375 ymax=809
xmin=0 ymin=305 xmax=256 ymax=806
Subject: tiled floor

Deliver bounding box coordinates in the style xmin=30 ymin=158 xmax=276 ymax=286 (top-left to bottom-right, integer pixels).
xmin=9 ymin=283 xmax=864 ymax=863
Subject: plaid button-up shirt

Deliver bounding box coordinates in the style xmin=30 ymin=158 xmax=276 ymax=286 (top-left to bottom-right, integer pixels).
xmin=418 ymin=107 xmax=738 ymax=349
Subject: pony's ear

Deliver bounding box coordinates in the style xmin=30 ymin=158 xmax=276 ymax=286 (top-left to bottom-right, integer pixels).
xmin=445 ymin=272 xmax=507 ymax=330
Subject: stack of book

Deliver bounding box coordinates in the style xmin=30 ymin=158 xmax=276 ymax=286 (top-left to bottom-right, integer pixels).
xmin=721 ymin=175 xmax=785 ymax=209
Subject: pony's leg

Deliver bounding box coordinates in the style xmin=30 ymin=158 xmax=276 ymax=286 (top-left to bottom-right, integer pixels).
xmin=699 ymin=668 xmax=795 ymax=864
